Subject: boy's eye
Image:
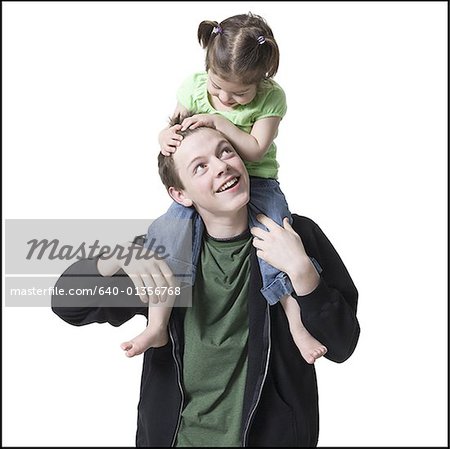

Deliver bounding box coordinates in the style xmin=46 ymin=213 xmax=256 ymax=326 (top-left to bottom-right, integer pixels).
xmin=194 ymin=163 xmax=207 ymax=174
xmin=220 ymin=148 xmax=233 ymax=157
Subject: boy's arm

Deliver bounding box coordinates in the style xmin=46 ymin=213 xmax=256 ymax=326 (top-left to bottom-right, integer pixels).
xmin=251 ymin=215 xmax=360 ymax=363
xmin=181 ymin=115 xmax=281 ymax=162
xmin=290 ymin=216 xmax=360 ymax=363
xmin=52 ymin=239 xmax=175 ymax=327
xmin=51 ymin=255 xmax=147 ymax=327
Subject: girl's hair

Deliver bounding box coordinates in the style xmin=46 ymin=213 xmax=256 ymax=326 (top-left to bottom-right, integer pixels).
xmin=197 ymin=13 xmax=280 ymax=85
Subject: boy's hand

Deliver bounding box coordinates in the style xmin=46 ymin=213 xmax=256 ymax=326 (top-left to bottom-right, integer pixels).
xmin=159 ymin=124 xmax=184 ymax=156
xmin=251 ymin=215 xmax=321 ymax=296
xmin=250 ymin=215 xmax=312 ymax=278
xmin=180 ymin=114 xmax=219 ymax=131
xmin=97 ymin=241 xmax=176 ymax=304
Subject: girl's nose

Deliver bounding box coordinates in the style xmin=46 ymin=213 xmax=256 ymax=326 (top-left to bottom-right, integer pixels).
xmin=219 ymin=91 xmax=231 ymax=103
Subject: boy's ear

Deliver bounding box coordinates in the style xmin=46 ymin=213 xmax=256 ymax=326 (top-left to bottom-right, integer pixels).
xmin=168 ymin=187 xmax=193 ymax=207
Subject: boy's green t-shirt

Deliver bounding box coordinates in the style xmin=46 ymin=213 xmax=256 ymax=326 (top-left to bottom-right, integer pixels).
xmin=175 ymin=232 xmax=252 ymax=447
xmin=176 ymin=72 xmax=287 ymax=179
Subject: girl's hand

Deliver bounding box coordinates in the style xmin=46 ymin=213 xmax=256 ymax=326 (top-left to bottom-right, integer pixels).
xmin=180 ymin=114 xmax=219 ymax=131
xmin=159 ymin=124 xmax=184 ymax=156
xmin=250 ymin=215 xmax=311 ymax=278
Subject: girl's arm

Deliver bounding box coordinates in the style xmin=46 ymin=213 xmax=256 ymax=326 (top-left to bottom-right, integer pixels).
xmin=181 ymin=114 xmax=281 ymax=162
xmin=172 ymin=102 xmax=189 ymax=118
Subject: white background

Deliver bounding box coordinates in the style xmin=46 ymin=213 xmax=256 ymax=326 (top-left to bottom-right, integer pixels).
xmin=3 ymin=1 xmax=447 ymax=447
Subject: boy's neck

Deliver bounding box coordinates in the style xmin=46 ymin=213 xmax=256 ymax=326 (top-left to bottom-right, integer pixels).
xmin=200 ymin=207 xmax=248 ymax=240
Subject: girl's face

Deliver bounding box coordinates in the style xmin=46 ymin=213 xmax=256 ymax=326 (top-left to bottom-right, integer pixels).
xmin=207 ymin=70 xmax=258 ymax=109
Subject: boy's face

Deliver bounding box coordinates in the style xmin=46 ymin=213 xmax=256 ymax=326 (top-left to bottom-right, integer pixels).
xmin=207 ymin=70 xmax=258 ymax=108
xmin=169 ymin=128 xmax=250 ymax=218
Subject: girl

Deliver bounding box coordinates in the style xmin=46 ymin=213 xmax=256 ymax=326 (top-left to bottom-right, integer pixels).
xmin=121 ymin=13 xmax=327 ymax=364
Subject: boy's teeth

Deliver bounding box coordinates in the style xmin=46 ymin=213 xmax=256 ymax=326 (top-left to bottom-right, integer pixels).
xmin=218 ymin=178 xmax=237 ymax=192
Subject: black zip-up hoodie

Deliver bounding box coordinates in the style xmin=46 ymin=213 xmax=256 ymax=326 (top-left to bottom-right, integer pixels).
xmin=52 ymin=215 xmax=360 ymax=447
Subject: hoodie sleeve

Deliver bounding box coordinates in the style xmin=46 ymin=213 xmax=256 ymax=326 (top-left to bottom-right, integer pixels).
xmin=291 ymin=215 xmax=360 ymax=363
xmin=51 ymin=255 xmax=147 ymax=327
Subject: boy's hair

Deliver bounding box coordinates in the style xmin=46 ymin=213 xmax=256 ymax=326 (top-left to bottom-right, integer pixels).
xmin=158 ymin=113 xmax=203 ymax=192
xmin=197 ymin=12 xmax=280 ymax=85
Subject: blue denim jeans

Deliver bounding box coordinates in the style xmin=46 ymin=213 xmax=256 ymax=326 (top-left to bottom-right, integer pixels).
xmin=145 ymin=177 xmax=293 ymax=305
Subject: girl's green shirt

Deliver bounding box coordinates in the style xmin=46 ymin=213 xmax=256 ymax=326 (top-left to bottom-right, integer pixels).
xmin=177 ymin=72 xmax=287 ymax=179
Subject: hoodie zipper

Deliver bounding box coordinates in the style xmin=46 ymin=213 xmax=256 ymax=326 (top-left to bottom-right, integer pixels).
xmin=241 ymin=303 xmax=271 ymax=446
xmin=169 ymin=323 xmax=185 ymax=447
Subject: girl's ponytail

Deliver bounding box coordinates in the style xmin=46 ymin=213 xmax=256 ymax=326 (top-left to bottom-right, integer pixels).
xmin=260 ymin=36 xmax=280 ymax=79
xmin=198 ymin=20 xmax=221 ymax=49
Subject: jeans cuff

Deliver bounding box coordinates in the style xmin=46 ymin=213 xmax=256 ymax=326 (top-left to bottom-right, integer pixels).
xmin=260 ymin=273 xmax=294 ymax=305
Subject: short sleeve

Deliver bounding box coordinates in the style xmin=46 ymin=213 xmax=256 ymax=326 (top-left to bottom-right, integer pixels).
xmin=176 ymin=74 xmax=196 ymax=110
xmin=255 ymin=82 xmax=287 ymax=120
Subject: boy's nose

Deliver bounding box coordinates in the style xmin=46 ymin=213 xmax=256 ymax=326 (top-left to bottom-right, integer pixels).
xmin=214 ymin=158 xmax=229 ymax=176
